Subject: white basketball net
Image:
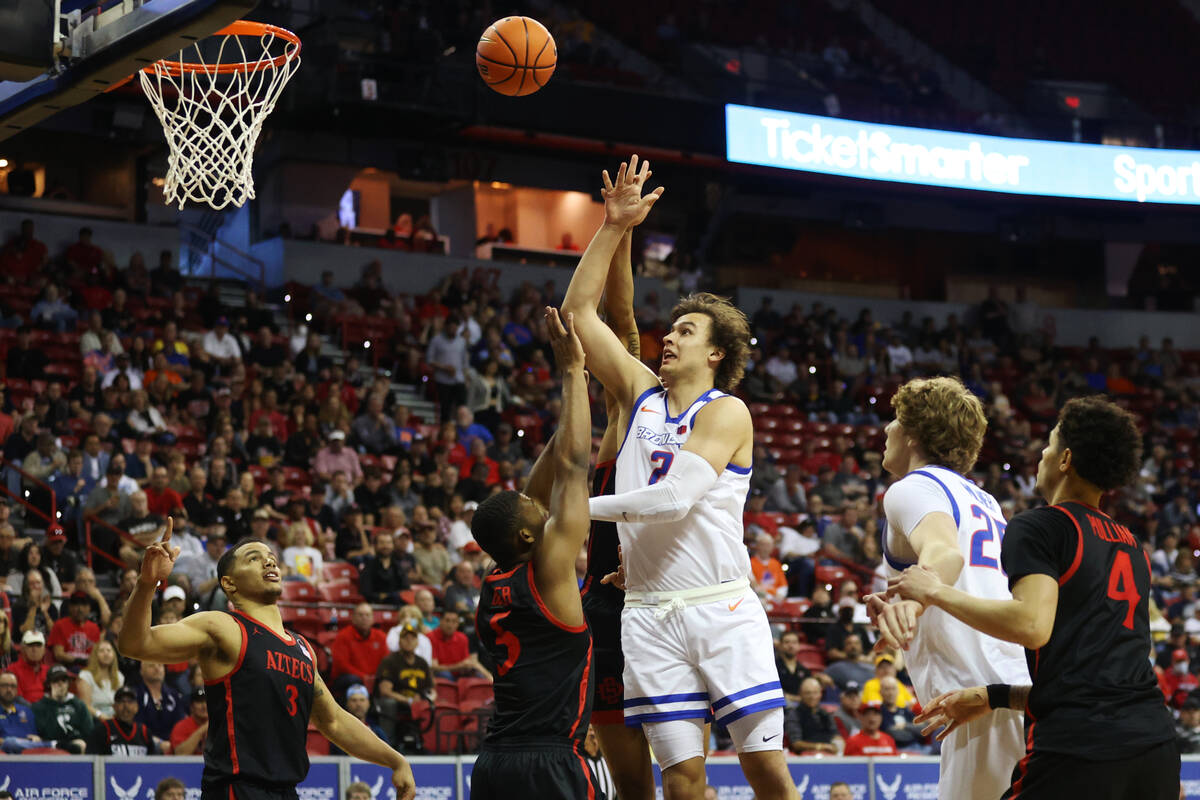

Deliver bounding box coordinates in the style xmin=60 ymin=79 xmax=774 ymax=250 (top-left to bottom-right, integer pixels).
xmin=140 ymin=25 xmax=301 ymax=210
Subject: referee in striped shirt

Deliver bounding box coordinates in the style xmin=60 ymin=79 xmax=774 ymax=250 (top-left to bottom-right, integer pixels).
xmin=583 ymin=725 xmax=618 ymax=799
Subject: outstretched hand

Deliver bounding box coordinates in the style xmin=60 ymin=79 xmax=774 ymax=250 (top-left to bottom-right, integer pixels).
xmin=887 ymin=564 xmax=944 ymax=607
xmin=546 ymin=306 xmax=585 ymax=373
xmin=602 ymin=154 xmax=664 ymax=229
xmin=913 ymin=686 xmax=992 ymax=741
xmin=139 ymin=516 xmax=180 ymax=587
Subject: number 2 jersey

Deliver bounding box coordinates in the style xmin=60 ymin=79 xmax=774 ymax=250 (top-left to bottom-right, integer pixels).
xmin=1001 ymin=501 xmax=1174 ymax=759
xmin=475 ymin=561 xmax=593 ymax=744
xmin=883 ymin=465 xmax=1030 ymax=705
xmin=614 ymin=387 xmax=752 ymax=592
xmin=203 ymin=609 xmax=316 ymax=790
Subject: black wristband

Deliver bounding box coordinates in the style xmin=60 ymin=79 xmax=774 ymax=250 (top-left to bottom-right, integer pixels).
xmin=986 ymin=683 xmax=1011 ymax=710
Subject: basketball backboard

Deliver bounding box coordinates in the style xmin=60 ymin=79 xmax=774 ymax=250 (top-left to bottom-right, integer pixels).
xmin=0 ymin=0 xmax=257 ymax=142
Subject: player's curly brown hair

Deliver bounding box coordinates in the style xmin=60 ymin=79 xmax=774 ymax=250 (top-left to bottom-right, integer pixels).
xmin=1055 ymin=396 xmax=1142 ymax=490
xmin=669 ymin=293 xmax=751 ymax=393
xmin=891 ymin=377 xmax=987 ymax=474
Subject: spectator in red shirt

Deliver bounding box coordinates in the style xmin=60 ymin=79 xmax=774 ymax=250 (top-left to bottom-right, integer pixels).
xmin=842 ymin=701 xmax=898 ymax=756
xmin=428 ymin=610 xmax=488 ymax=681
xmin=65 ymin=227 xmax=103 ymax=275
xmin=1164 ymin=649 xmax=1199 ymax=708
xmin=11 ymin=630 xmax=50 ymax=703
xmin=169 ymin=687 xmax=208 ymax=755
xmin=48 ymin=592 xmax=101 ymax=669
xmin=330 ymin=602 xmax=389 ymax=688
xmin=144 ymin=467 xmax=185 ymax=518
xmin=1 ymin=219 xmax=48 ymax=281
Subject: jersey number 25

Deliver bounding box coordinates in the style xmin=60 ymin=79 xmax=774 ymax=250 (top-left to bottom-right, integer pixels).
xmin=969 ymin=504 xmax=1006 ymax=571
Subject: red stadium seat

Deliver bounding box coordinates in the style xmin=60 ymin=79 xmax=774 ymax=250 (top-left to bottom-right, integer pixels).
xmin=795 ymin=644 xmax=826 ymax=672
xmin=435 ymin=679 xmax=459 ymax=707
xmin=322 ymin=562 xmax=359 ymax=584
xmin=815 ymin=565 xmax=850 ymax=588
xmin=457 ymin=678 xmax=494 ymax=710
xmin=319 ymin=581 xmax=363 ymax=604
xmin=374 ymin=607 xmax=399 ymax=629
xmin=280 ymin=604 xmax=331 ymax=640
xmin=281 ymin=581 xmax=320 ymax=603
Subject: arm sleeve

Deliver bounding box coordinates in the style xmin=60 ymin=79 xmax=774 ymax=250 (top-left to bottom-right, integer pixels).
xmin=588 ymin=450 xmax=719 ymax=524
xmin=883 ymin=475 xmax=956 ymax=538
xmin=1001 ymin=508 xmax=1075 ymax=589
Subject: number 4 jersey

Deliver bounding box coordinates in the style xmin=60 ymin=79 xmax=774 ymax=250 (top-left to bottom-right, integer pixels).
xmin=883 ymin=465 xmax=1030 ymax=705
xmin=1001 ymin=501 xmax=1175 ymax=759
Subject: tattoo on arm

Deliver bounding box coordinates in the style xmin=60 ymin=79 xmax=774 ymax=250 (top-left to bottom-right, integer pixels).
xmin=624 ymin=332 xmax=641 ymax=360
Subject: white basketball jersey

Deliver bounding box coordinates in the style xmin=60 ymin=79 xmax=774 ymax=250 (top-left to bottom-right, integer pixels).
xmin=614 ymin=387 xmax=752 ymax=593
xmin=883 ymin=465 xmax=1030 ymax=704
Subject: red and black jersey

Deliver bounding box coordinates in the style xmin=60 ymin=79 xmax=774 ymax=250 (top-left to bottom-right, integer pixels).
xmin=87 ymin=717 xmax=157 ymax=756
xmin=202 ymin=609 xmax=316 ymax=790
xmin=580 ymin=460 xmax=622 ymax=607
xmin=1002 ymin=502 xmax=1175 ymax=760
xmin=475 ymin=561 xmax=593 ymax=743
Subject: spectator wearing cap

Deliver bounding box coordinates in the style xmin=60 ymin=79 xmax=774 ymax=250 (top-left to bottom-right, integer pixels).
xmin=331 ymin=603 xmax=389 ymax=688
xmin=776 ymin=631 xmax=813 ymax=707
xmin=359 ymin=529 xmax=410 ymax=604
xmin=878 ymin=676 xmax=920 ymax=751
xmin=375 ymin=623 xmax=435 ymax=745
xmin=33 ymin=664 xmax=92 ymax=753
xmin=1164 ymin=648 xmax=1199 ymax=708
xmin=0 ymin=669 xmax=42 ymax=752
xmin=133 ymin=661 xmax=185 ymax=743
xmin=1177 ymin=698 xmax=1200 ymax=754
xmin=832 ymin=681 xmax=862 ymax=739
xmin=315 ymin=432 xmax=363 ymax=485
xmin=88 ymin=684 xmax=157 ymax=755
xmin=330 ymin=684 xmax=387 ymax=754
xmin=41 ymin=525 xmax=79 ymax=593
xmin=11 ymin=631 xmax=50 ymax=703
xmin=169 ymin=687 xmax=208 ymax=755
xmin=842 ymin=700 xmax=898 ymax=756
xmin=785 ymin=676 xmax=843 ymax=755
xmin=48 ymin=591 xmax=101 ymax=668
xmin=200 ymin=317 xmax=241 ymax=374
xmin=860 ymin=652 xmax=916 ymax=708
xmin=411 ymin=521 xmax=451 ymax=586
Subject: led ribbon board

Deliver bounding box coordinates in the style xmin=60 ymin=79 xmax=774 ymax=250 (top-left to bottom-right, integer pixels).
xmin=726 ymin=103 xmax=1200 ymax=204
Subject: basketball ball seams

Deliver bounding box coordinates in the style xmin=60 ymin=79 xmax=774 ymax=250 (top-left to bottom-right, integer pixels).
xmin=476 ymin=15 xmax=555 ymax=96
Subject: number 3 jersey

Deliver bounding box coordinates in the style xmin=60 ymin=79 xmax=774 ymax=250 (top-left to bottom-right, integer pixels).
xmin=1001 ymin=501 xmax=1174 ymax=759
xmin=203 ymin=609 xmax=316 ymax=790
xmin=614 ymin=387 xmax=752 ymax=593
xmin=883 ymin=465 xmax=1029 ymax=705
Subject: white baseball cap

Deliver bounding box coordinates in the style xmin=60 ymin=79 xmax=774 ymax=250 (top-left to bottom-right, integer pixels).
xmin=163 ymin=585 xmax=187 ymax=603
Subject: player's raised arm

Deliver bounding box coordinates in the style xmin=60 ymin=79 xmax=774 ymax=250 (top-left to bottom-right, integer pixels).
xmin=531 ymin=307 xmax=593 ymax=626
xmin=117 ymin=517 xmax=221 ymax=662
xmin=310 ymin=671 xmax=415 ymax=800
xmin=589 ymin=395 xmax=752 ymax=524
xmin=561 ymin=156 xmax=662 ymax=407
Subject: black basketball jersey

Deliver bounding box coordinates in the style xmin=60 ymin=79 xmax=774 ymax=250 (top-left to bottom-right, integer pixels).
xmin=475 ymin=561 xmax=593 ymax=743
xmin=581 ymin=460 xmax=622 ymax=606
xmin=1002 ymin=502 xmax=1175 ymax=759
xmin=202 ymin=609 xmax=316 ymax=789
xmin=91 ymin=717 xmax=157 ymax=756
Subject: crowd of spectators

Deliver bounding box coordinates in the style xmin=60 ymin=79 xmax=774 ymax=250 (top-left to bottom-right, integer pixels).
xmin=1 ymin=216 xmax=1199 ymax=760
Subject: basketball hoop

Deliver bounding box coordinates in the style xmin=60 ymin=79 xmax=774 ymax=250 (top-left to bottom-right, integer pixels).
xmin=137 ymin=21 xmax=301 ymax=210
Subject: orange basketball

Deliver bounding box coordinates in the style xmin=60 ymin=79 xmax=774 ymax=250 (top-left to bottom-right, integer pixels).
xmin=476 ymin=16 xmax=556 ymax=97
